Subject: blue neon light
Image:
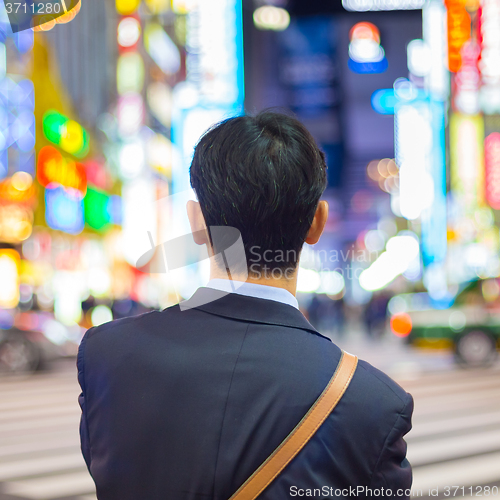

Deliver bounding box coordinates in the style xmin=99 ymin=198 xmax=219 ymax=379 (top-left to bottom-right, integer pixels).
xmin=421 ymin=99 xmax=447 ymax=266
xmin=348 ymin=57 xmax=388 ymax=74
xmin=45 ymin=186 xmax=85 ymax=235
xmin=371 ymin=89 xmax=398 ymax=114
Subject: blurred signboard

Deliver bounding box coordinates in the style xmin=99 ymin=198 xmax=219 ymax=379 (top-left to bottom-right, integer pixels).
xmin=276 ymin=16 xmax=343 ymax=188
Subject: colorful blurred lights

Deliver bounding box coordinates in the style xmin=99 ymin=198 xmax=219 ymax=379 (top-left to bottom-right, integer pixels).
xmin=348 ymin=22 xmax=387 ymax=74
xmin=37 ymin=146 xmax=87 ymax=194
xmin=42 ymin=111 xmax=89 ymax=158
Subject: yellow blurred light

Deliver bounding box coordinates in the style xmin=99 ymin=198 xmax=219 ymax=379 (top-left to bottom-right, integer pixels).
xmin=11 ymin=172 xmax=33 ymax=192
xmin=0 ymin=249 xmax=20 ymax=309
xmin=253 ymin=6 xmax=290 ymax=31
xmin=0 ymin=205 xmax=33 ymax=243
xmin=145 ymin=0 xmax=170 ymax=13
xmin=116 ymin=0 xmax=141 ymax=15
xmin=60 ymin=120 xmax=84 ymax=155
xmin=171 ymin=0 xmax=196 ymax=14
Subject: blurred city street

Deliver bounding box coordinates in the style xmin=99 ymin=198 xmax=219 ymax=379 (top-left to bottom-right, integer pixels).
xmin=0 ymin=334 xmax=499 ymax=500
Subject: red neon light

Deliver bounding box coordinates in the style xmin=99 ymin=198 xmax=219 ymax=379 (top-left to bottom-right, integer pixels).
xmin=37 ymin=146 xmax=87 ymax=194
xmin=485 ymin=132 xmax=500 ymax=209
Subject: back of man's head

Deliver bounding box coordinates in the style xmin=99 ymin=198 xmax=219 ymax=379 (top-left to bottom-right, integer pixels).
xmin=190 ymin=111 xmax=328 ymax=277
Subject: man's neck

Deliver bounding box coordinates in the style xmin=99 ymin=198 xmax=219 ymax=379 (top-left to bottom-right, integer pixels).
xmin=209 ymin=269 xmax=298 ymax=297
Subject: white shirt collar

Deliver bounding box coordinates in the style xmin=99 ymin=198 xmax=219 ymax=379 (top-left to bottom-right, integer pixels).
xmin=206 ymin=279 xmax=299 ymax=310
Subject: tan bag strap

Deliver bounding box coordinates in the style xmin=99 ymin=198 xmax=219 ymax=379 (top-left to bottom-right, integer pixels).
xmin=229 ymin=350 xmax=358 ymax=500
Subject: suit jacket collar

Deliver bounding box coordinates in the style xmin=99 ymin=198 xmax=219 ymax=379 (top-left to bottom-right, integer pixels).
xmin=180 ymin=287 xmax=330 ymax=341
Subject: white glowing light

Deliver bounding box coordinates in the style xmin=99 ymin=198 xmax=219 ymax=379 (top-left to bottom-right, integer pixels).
xmin=253 ymin=6 xmax=290 ymax=31
xmin=423 ymin=1 xmax=449 ymax=99
xmin=407 ymin=39 xmax=432 ymax=77
xmin=395 ymin=102 xmax=434 ymax=220
xmin=88 ymin=268 xmax=111 ymax=297
xmin=122 ymin=178 xmax=158 ymax=267
xmin=364 ymin=230 xmax=386 ymax=252
xmin=297 ymin=268 xmax=321 ymax=293
xmin=342 ymin=0 xmax=425 ymax=11
xmin=349 ymin=39 xmax=385 ymax=63
xmin=480 ymin=0 xmax=500 ymax=84
xmin=119 ymin=140 xmax=145 ymax=179
xmin=42 ymin=319 xmax=69 ymax=346
xmin=148 ymin=134 xmax=172 ymax=176
xmin=319 ymin=271 xmax=345 ymax=295
xmin=91 ymin=305 xmax=113 ymax=327
xmin=53 ymin=271 xmax=86 ymax=325
xmin=359 ymin=234 xmax=420 ymax=291
xmin=394 ymin=78 xmax=418 ymax=101
xmin=117 ymin=17 xmax=141 ymax=48
xmin=0 ymin=252 xmax=19 ymax=308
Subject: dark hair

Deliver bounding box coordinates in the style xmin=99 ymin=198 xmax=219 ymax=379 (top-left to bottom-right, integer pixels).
xmin=189 ymin=111 xmax=327 ymax=276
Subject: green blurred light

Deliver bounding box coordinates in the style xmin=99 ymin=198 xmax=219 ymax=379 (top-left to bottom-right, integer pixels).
xmin=42 ymin=109 xmax=89 ymax=158
xmin=84 ymin=187 xmax=111 ymax=231
xmin=43 ymin=110 xmax=67 ymax=145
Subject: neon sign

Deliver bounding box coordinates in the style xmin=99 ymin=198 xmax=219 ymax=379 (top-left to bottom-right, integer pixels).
xmin=37 ymin=146 xmax=87 ymax=194
xmin=348 ymin=22 xmax=388 ymax=74
xmin=42 ymin=110 xmax=89 ymax=158
xmin=45 ymin=185 xmax=84 ymax=235
xmin=445 ymin=0 xmax=471 ymax=73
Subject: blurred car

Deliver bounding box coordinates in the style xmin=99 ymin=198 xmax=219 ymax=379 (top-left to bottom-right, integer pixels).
xmin=388 ymin=279 xmax=500 ymax=367
xmin=0 ymin=310 xmax=84 ymax=374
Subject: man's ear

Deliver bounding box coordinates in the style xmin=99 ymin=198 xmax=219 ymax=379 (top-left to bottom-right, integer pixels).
xmin=187 ymin=200 xmax=210 ymax=246
xmin=304 ymin=200 xmax=329 ymax=246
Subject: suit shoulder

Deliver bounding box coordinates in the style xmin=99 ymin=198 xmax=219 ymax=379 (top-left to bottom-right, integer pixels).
xmin=355 ymin=358 xmax=410 ymax=409
xmin=85 ymin=309 xmax=164 ymax=340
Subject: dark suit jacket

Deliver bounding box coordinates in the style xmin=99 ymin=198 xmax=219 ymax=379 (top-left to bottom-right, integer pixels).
xmin=77 ymin=287 xmax=413 ymax=499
